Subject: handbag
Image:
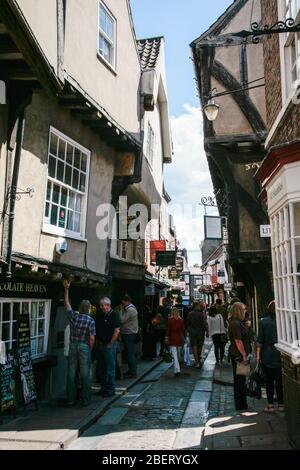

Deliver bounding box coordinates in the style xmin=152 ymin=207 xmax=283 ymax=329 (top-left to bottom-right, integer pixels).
xmin=162 ymin=346 xmax=173 ymax=364
xmin=219 ymin=315 xmax=227 ymax=345
xmin=246 ymin=370 xmax=262 ymax=399
xmin=236 ymin=360 xmax=250 ymax=376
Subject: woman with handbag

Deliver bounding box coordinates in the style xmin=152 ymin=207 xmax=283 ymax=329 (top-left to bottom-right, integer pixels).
xmin=207 ymin=305 xmax=227 ymax=366
xmin=228 ymin=302 xmax=252 ymax=411
xmin=166 ymin=307 xmax=186 ymax=376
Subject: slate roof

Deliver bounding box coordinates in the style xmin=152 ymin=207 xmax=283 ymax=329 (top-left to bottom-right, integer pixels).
xmin=137 ymin=36 xmax=163 ymax=70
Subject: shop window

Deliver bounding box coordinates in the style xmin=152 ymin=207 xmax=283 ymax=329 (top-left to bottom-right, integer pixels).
xmin=98 ymin=1 xmax=116 ymax=70
xmin=0 ymin=300 xmax=51 ymax=359
xmin=44 ymin=128 xmax=90 ymax=239
xmin=281 ymin=0 xmax=300 ymax=97
xmin=271 ymin=202 xmax=300 ymax=352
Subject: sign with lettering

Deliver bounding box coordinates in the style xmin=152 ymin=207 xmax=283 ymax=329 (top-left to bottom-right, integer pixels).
xmin=17 ymin=312 xmax=37 ymax=405
xmin=156 ymin=251 xmax=177 ymax=267
xmin=260 ymin=225 xmax=271 ymax=238
xmin=150 ymin=241 xmax=166 ymax=263
xmin=0 ymin=351 xmax=16 ymax=412
xmin=0 ymin=278 xmax=51 ymax=299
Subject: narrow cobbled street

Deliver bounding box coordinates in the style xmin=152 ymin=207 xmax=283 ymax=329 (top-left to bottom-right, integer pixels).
xmin=68 ymin=342 xmax=212 ymax=451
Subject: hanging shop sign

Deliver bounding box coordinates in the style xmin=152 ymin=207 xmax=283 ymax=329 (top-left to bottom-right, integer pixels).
xmin=0 ymin=278 xmax=52 ymax=299
xmin=204 ymin=216 xmax=223 ymax=240
xmin=150 ymin=240 xmax=167 ymax=263
xmin=224 ymin=283 xmax=232 ymax=292
xmin=156 ymin=251 xmax=177 ymax=267
xmin=169 ymin=267 xmax=180 ymax=280
xmin=175 ymin=257 xmax=184 ymax=272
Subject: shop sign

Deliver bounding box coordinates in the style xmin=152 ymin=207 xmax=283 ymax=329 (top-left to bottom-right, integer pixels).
xmin=150 ymin=240 xmax=167 ymax=263
xmin=156 ymin=251 xmax=176 ymax=267
xmin=0 ymin=279 xmax=52 ymax=299
xmin=260 ymin=225 xmax=271 ymax=238
xmin=169 ymin=267 xmax=180 ymax=280
xmin=17 ymin=311 xmax=37 ymax=405
xmin=211 ymin=275 xmax=218 ymax=286
xmin=224 ymin=283 xmax=232 ymax=292
xmin=175 ymin=257 xmax=184 ymax=272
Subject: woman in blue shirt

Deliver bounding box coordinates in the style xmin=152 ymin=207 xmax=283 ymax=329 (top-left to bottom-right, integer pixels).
xmin=257 ymin=301 xmax=284 ymax=413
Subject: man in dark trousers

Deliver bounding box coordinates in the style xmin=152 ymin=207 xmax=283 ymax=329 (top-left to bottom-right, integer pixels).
xmin=120 ymin=295 xmax=139 ymax=378
xmin=95 ymin=297 xmax=120 ymax=397
xmin=63 ymin=280 xmax=96 ymax=407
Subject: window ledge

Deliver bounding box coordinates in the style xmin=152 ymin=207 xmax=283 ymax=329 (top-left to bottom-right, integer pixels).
xmin=276 ymin=342 xmax=300 ymax=357
xmin=42 ymin=223 xmax=87 ymax=242
xmin=97 ymin=52 xmax=117 ymax=76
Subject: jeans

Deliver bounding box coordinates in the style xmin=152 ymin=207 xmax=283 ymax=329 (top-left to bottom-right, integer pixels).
xmin=170 ymin=346 xmax=182 ymax=374
xmin=122 ymin=333 xmax=137 ymax=375
xmin=97 ymin=342 xmax=117 ymax=393
xmin=212 ymin=334 xmax=225 ymax=363
xmin=67 ymin=342 xmax=92 ymax=405
xmin=262 ymin=365 xmax=284 ymax=405
xmin=231 ymin=357 xmax=248 ymax=411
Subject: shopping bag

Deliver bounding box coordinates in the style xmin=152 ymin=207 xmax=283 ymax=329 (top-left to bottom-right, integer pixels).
xmin=236 ymin=361 xmax=250 ymax=376
xmin=246 ymin=370 xmax=262 ymax=399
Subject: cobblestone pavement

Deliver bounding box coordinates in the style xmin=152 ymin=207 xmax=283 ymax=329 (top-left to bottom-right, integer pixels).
xmin=67 ymin=341 xmax=212 ymax=450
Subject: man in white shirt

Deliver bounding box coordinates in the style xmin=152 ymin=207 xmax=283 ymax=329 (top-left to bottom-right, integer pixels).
xmin=120 ymin=295 xmax=139 ymax=379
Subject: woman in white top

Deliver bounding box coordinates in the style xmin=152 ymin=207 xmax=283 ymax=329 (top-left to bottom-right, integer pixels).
xmin=207 ymin=305 xmax=227 ymax=365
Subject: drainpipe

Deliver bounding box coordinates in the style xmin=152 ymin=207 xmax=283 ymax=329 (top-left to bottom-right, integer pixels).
xmin=6 ymin=110 xmax=25 ymax=278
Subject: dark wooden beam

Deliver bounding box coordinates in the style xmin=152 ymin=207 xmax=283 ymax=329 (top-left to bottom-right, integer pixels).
xmin=0 ymin=59 xmax=37 ymax=80
xmin=58 ymin=98 xmax=92 ymax=110
xmin=211 ymin=60 xmax=266 ymax=135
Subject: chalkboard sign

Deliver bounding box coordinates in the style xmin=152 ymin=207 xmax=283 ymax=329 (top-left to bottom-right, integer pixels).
xmin=0 ymin=350 xmax=16 ymax=412
xmin=17 ymin=312 xmax=37 ymax=406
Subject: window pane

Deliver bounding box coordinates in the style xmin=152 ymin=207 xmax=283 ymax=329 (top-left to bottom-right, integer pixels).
xmin=57 ymin=160 xmax=64 ymax=182
xmin=100 ymin=7 xmax=106 ymax=30
xmin=31 ymin=303 xmax=38 ymax=319
xmin=65 ymin=165 xmax=72 ymax=186
xmin=58 ymin=139 xmax=66 ymax=160
xmin=72 ymin=169 xmax=79 ymax=189
xmin=80 ymin=173 xmax=86 ymax=192
xmin=81 ymin=154 xmax=87 ymax=172
xmin=61 ymin=187 xmax=68 ymax=207
xmin=294 ymin=202 xmax=300 ymax=236
xmin=38 ymin=337 xmax=44 ymax=354
xmin=58 ymin=207 xmax=66 ymax=228
xmin=75 ymin=195 xmax=82 ymax=212
xmin=31 ymin=339 xmax=36 ymax=356
xmin=23 ymin=303 xmax=29 ymax=315
xmin=50 ymin=133 xmax=58 ymax=156
xmin=74 ymin=149 xmax=81 ymax=169
xmin=68 ymin=191 xmax=75 ymax=210
xmin=50 ymin=205 xmax=58 ymax=226
xmin=3 ymin=304 xmax=10 ymax=322
xmin=2 ymin=323 xmax=10 ymax=342
xmin=39 ymin=302 xmax=45 ymax=318
xmin=47 ymin=182 xmax=51 ymax=200
xmin=13 ymin=303 xmax=20 ymax=321
xmin=67 ymin=211 xmax=74 ymax=231
xmin=74 ymin=213 xmax=80 ymax=232
xmin=49 ymin=156 xmax=56 ymax=178
xmin=295 ymin=239 xmax=300 ymax=273
xmin=45 ymin=203 xmax=50 ymax=220
xmin=66 ymin=144 xmax=74 ymax=165
xmin=52 ymin=184 xmax=60 ymax=204
xmin=31 ymin=320 xmax=36 ymax=336
xmin=38 ymin=320 xmax=45 ymax=335
xmin=106 ymin=16 xmax=114 ymax=41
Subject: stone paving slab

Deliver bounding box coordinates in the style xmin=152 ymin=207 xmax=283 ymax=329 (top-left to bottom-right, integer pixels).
xmin=172 ymin=427 xmax=204 ymax=450
xmin=0 ymin=440 xmax=61 ymax=450
xmin=181 ymin=402 xmax=209 ymax=426
xmin=190 ymin=391 xmax=211 ymax=403
xmin=194 ymin=380 xmax=213 ymax=392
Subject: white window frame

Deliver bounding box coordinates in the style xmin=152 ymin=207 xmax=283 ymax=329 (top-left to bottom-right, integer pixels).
xmin=270 ymin=201 xmax=300 ymax=356
xmin=0 ymin=299 xmax=51 ymax=360
xmin=98 ymin=1 xmax=117 ymax=71
xmin=146 ymin=122 xmax=155 ymax=168
xmin=278 ymin=0 xmax=300 ymax=100
xmin=43 ymin=127 xmax=90 ymax=241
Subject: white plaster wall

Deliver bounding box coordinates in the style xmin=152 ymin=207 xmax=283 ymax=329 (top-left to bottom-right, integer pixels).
xmin=16 ymin=0 xmax=58 ymax=74
xmin=12 ymin=93 xmax=114 ymax=275
xmin=64 ymin=0 xmax=140 ymax=134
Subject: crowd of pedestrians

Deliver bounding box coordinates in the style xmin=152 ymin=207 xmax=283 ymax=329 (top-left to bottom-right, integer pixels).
xmin=62 ymin=280 xmax=284 ymax=416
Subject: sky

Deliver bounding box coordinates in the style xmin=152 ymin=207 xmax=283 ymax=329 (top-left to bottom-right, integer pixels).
xmin=131 ymin=0 xmax=233 ymax=266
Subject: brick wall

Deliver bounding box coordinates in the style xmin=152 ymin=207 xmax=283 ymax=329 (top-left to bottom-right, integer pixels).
xmin=261 ymin=0 xmax=282 ymax=131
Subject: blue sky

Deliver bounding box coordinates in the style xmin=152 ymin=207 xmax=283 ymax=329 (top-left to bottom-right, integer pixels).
xmin=131 ymin=0 xmax=233 ymax=265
